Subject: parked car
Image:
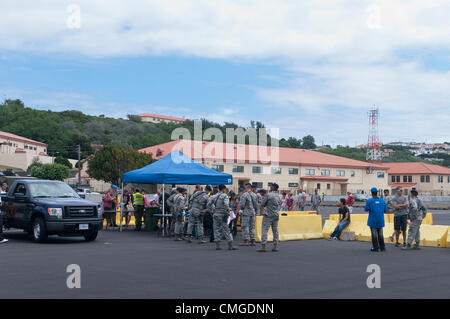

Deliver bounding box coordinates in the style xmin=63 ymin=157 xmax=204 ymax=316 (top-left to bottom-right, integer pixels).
xmin=76 ymin=188 xmax=100 ymax=199
xmin=354 ymin=193 xmax=369 ymax=202
xmin=0 ymin=179 xmax=102 ymax=242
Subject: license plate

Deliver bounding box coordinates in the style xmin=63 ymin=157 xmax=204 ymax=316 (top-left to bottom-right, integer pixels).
xmin=79 ymin=224 xmax=89 ymax=230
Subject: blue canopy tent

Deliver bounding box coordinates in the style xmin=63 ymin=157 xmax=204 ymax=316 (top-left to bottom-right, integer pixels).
xmin=120 ymin=149 xmax=233 ymax=233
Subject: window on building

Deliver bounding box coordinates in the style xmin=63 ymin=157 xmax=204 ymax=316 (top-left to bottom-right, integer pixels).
xmin=396 ymin=176 xmax=400 ymax=183
xmin=438 ymin=175 xmax=444 ymax=183
xmin=420 ymin=175 xmax=425 ymax=183
xmin=403 ymin=176 xmax=408 ymax=183
xmin=392 ymin=176 xmax=396 ymax=183
xmin=212 ymin=165 xmax=224 ymax=172
xmin=321 ymin=169 xmax=330 ymax=176
xmin=327 ymin=183 xmax=331 ymax=190
xmin=377 ymin=172 xmax=385 ymax=178
xmin=252 ymin=166 xmax=262 ymax=174
xmin=288 ymin=183 xmax=299 ymax=188
xmin=252 ymin=182 xmax=263 ymax=188
xmin=408 ymin=176 xmax=412 ymax=183
xmin=350 ymin=171 xmax=355 ymax=177
xmin=336 ymin=170 xmax=345 ymax=177
xmin=306 ymin=169 xmax=315 ymax=176
xmin=271 ymin=167 xmax=282 ymax=175
xmin=317 ymin=183 xmax=321 ymax=189
xmin=232 ymin=166 xmax=244 ymax=173
xmin=288 ymin=168 xmax=298 ymax=175
xmin=426 ymin=175 xmax=430 ymax=183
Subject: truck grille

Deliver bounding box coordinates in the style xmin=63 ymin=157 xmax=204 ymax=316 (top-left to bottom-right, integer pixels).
xmin=64 ymin=206 xmax=97 ymax=218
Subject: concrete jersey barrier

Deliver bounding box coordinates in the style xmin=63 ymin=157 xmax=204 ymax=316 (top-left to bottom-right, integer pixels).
xmin=255 ymin=215 xmax=323 ymax=243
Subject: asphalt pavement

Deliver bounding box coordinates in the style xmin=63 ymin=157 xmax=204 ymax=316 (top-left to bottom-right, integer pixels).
xmin=1 ymin=210 xmax=449 ymax=299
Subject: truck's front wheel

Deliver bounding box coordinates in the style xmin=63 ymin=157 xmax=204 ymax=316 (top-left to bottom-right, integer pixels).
xmin=32 ymin=217 xmax=48 ymax=243
xmin=84 ymin=230 xmax=98 ymax=242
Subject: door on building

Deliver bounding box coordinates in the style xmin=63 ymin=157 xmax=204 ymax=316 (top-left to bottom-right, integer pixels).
xmin=238 ymin=179 xmax=250 ymax=189
xmin=340 ymin=184 xmax=348 ymax=196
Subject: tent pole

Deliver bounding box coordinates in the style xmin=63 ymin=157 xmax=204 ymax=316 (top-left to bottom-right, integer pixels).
xmin=162 ymin=183 xmax=165 ymax=237
xmin=120 ymin=182 xmax=124 ymax=232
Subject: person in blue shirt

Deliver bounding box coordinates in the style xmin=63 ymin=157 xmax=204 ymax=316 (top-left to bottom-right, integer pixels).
xmin=365 ymin=187 xmax=387 ymax=252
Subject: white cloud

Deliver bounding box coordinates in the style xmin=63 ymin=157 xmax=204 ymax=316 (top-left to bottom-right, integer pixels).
xmin=1 ymin=0 xmax=450 ymax=59
xmin=1 ymin=0 xmax=449 ymax=143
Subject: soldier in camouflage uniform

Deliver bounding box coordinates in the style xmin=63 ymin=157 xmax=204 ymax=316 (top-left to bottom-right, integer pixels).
xmin=186 ymin=185 xmax=209 ymax=244
xmin=166 ymin=188 xmax=178 ymax=236
xmin=207 ymin=184 xmax=238 ymax=251
xmin=239 ymin=183 xmax=259 ymax=246
xmin=173 ymin=188 xmax=187 ymax=241
xmin=258 ymin=183 xmax=282 ymax=252
xmin=402 ymin=189 xmax=427 ymax=250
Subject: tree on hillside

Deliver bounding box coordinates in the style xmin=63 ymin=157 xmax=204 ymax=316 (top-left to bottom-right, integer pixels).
xmin=127 ymin=114 xmax=142 ymax=123
xmin=31 ymin=163 xmax=70 ymax=181
xmin=87 ymin=145 xmax=154 ymax=185
xmin=27 ymin=157 xmax=43 ymax=172
xmin=54 ymin=156 xmax=73 ymax=169
xmin=302 ymin=135 xmax=317 ymax=149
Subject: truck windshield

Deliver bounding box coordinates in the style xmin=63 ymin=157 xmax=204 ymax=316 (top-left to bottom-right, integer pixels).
xmin=28 ymin=182 xmax=80 ymax=198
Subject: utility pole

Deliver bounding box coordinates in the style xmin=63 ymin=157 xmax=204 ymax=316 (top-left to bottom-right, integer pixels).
xmin=77 ymin=145 xmax=81 ymax=187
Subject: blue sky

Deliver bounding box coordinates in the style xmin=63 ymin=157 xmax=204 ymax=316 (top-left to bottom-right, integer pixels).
xmin=1 ymin=1 xmax=449 ymax=146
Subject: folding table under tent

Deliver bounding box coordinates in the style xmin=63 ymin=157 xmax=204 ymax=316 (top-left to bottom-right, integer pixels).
xmin=121 ymin=149 xmax=233 ymax=234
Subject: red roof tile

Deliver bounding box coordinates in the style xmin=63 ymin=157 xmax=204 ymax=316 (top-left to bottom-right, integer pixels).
xmin=0 ymin=131 xmax=48 ymax=147
xmin=382 ymin=162 xmax=450 ymax=175
xmin=140 ymin=140 xmax=387 ymax=170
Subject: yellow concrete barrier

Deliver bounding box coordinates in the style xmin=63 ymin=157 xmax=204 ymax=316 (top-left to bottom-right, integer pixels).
xmin=329 ymin=213 xmax=433 ymax=225
xmin=102 ymin=213 xmax=138 ymax=227
xmin=322 ymin=220 xmax=449 ymax=248
xmin=418 ymin=224 xmax=448 ymax=247
xmin=280 ymin=211 xmax=317 ymax=216
xmin=255 ymin=215 xmax=323 ymax=242
xmin=322 ymin=219 xmax=338 ymax=238
xmin=447 ymin=229 xmax=450 ymax=248
xmin=422 ymin=214 xmax=433 ymax=225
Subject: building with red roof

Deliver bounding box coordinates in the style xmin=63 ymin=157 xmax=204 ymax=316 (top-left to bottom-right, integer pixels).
xmin=140 ymin=140 xmax=389 ymax=195
xmin=383 ymin=162 xmax=450 ymax=195
xmin=139 ymin=113 xmax=187 ymax=124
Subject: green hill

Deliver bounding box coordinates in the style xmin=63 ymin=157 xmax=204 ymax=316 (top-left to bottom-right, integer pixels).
xmin=0 ymin=99 xmax=304 ymax=159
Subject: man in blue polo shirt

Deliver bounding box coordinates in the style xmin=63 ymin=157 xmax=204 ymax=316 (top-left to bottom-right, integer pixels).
xmin=365 ymin=187 xmax=387 ymax=252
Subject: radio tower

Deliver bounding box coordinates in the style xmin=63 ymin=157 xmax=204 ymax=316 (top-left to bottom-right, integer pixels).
xmin=366 ymin=106 xmax=383 ymax=163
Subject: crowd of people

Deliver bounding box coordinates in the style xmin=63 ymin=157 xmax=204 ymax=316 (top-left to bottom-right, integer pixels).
xmin=164 ymin=183 xmax=282 ymax=252
xmin=101 ymin=183 xmax=429 ymax=252
xmin=328 ymin=187 xmax=428 ymax=252
xmin=1 ymin=178 xmax=426 ymax=252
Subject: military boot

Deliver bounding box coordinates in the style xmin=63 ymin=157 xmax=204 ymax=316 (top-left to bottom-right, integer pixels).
xmin=239 ymin=240 xmax=249 ymax=246
xmin=215 ymin=242 xmax=221 ymax=250
xmin=401 ymin=244 xmax=412 ymax=250
xmin=272 ymin=243 xmax=279 ymax=252
xmin=186 ymin=237 xmax=193 ymax=243
xmin=249 ymin=240 xmax=256 ymax=246
xmin=413 ymin=243 xmax=421 ymax=250
xmin=228 ymin=242 xmax=238 ymax=250
xmin=198 ymin=238 xmax=206 ymax=244
xmin=258 ymin=244 xmax=266 ymax=252
xmin=174 ymin=234 xmax=183 ymax=241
